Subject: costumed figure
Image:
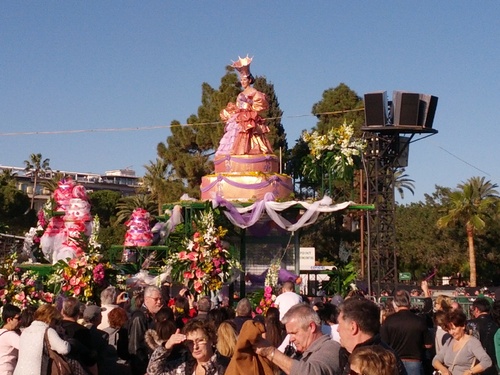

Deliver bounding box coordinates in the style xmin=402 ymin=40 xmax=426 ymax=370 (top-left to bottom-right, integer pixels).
xmin=216 ymin=55 xmax=273 ymax=156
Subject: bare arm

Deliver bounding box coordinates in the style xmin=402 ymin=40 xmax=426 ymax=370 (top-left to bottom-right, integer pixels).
xmin=256 ymin=346 xmax=294 ymax=375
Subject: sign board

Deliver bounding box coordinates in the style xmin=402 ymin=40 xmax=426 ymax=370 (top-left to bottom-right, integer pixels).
xmin=299 ymin=247 xmax=315 ymax=270
xmin=399 ymin=272 xmax=411 ymax=281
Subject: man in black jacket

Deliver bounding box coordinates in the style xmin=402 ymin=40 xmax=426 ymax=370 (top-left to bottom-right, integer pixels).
xmin=468 ymin=298 xmax=498 ymax=375
xmin=381 ymin=290 xmax=432 ymax=375
xmin=128 ymin=286 xmax=163 ymax=375
xmin=337 ymin=297 xmax=407 ymax=375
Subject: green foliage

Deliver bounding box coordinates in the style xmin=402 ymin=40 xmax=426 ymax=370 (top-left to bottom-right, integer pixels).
xmin=436 ymin=176 xmax=499 ymax=286
xmin=321 ymin=262 xmax=358 ymax=297
xmin=24 ymin=153 xmax=51 ymax=209
xmin=395 ymin=202 xmax=464 ymax=278
xmin=88 ymin=190 xmax=122 ymax=227
xmin=115 ymin=194 xmax=157 ymax=224
xmin=311 ymin=83 xmax=365 ymax=135
xmin=393 ymin=169 xmax=415 ymax=200
xmin=0 ymin=183 xmax=35 ymax=233
xmin=288 ymin=84 xmax=364 ymax=200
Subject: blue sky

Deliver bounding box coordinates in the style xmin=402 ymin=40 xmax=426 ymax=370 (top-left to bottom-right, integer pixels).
xmin=1 ymin=2 xmax=499 ymax=203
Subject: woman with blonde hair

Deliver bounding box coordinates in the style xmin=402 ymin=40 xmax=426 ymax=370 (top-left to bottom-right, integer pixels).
xmin=216 ymin=320 xmax=238 ymax=357
xmin=14 ymin=304 xmax=71 ymax=375
xmin=349 ymin=345 xmax=398 ymax=375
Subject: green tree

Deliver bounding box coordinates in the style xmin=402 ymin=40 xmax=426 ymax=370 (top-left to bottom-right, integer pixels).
xmin=0 ymin=183 xmax=35 ymax=234
xmin=437 ymin=176 xmax=499 ymax=287
xmin=141 ymin=159 xmax=168 ymax=213
xmin=24 ymin=153 xmax=51 ymax=209
xmin=288 ymin=83 xmax=365 ymax=200
xmin=88 ymin=190 xmax=122 ymax=227
xmin=396 ymin=200 xmax=464 ymax=279
xmin=311 ymin=83 xmax=365 ymax=135
xmin=0 ymin=169 xmax=18 ymax=187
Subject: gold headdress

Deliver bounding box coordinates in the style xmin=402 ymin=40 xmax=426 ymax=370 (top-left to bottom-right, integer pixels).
xmin=232 ymin=55 xmax=253 ymax=77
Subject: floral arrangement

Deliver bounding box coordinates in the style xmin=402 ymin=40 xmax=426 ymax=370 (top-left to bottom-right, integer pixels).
xmin=22 ymin=200 xmax=54 ymax=262
xmin=301 ymin=121 xmax=366 ymax=190
xmin=165 ymin=210 xmax=241 ymax=295
xmin=254 ymin=257 xmax=280 ymax=315
xmin=0 ymin=253 xmax=54 ymax=308
xmin=46 ymin=244 xmax=118 ymax=303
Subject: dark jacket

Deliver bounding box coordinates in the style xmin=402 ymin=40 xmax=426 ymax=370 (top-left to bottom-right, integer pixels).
xmin=128 ymin=306 xmax=154 ymax=375
xmin=339 ymin=334 xmax=408 ymax=375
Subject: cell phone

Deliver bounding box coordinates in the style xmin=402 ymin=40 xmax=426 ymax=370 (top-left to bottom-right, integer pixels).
xmin=123 ymin=292 xmax=129 ymax=301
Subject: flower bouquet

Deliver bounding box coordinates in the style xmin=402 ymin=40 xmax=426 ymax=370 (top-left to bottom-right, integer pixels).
xmin=46 ymin=228 xmax=119 ymax=303
xmin=0 ymin=253 xmax=54 ymax=309
xmin=301 ymin=121 xmax=366 ymax=195
xmin=165 ymin=210 xmax=241 ymax=295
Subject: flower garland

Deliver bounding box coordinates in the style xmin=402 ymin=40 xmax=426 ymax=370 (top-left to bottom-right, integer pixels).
xmin=165 ymin=210 xmax=241 ymax=295
xmin=0 ymin=253 xmax=54 ymax=308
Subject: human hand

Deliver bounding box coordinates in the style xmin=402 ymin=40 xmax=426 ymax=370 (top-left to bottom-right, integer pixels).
xmin=116 ymin=291 xmax=129 ymax=304
xmin=421 ymin=280 xmax=430 ymax=297
xmin=165 ymin=329 xmax=186 ymax=350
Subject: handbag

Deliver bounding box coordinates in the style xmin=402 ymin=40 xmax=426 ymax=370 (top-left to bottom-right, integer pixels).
xmin=44 ymin=329 xmax=72 ymax=375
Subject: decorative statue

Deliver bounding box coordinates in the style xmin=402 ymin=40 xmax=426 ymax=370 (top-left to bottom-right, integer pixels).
xmin=216 ymin=55 xmax=273 ymax=156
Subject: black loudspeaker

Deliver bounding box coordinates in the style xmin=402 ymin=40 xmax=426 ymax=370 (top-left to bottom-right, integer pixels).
xmin=364 ymin=91 xmax=387 ymax=126
xmin=396 ymin=136 xmax=410 ymax=167
xmin=418 ymin=94 xmax=438 ymax=128
xmin=393 ymin=91 xmax=420 ymax=126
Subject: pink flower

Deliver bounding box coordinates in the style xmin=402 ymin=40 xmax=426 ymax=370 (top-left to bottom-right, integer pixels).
xmin=44 ymin=292 xmax=54 ymax=303
xmin=264 ymin=286 xmax=273 ymax=294
xmin=195 ymin=269 xmax=205 ymax=279
xmin=15 ymin=291 xmax=26 ymax=302
xmin=256 ymin=307 xmax=263 ymax=314
xmin=69 ymin=276 xmax=80 ymax=286
xmin=178 ymin=251 xmax=188 ymax=260
xmin=187 ymin=252 xmax=198 ymax=261
xmin=184 ymin=271 xmax=194 ymax=280
xmin=193 ymin=280 xmax=203 ymax=293
xmin=93 ymin=264 xmax=106 ymax=284
xmin=73 ymin=286 xmax=81 ymax=296
xmin=68 ymin=258 xmax=79 ymax=269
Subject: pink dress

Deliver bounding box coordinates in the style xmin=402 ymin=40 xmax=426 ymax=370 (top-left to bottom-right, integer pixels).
xmin=216 ymin=89 xmax=273 ymax=156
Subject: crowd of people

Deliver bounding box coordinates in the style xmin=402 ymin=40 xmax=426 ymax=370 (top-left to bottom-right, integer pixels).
xmin=0 ymin=280 xmax=499 ymax=375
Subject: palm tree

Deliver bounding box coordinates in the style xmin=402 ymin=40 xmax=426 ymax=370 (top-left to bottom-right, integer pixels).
xmin=24 ymin=153 xmax=51 ymax=209
xmin=115 ymin=194 xmax=157 ymax=224
xmin=437 ymin=176 xmax=499 ymax=286
xmin=393 ymin=168 xmax=415 ymax=199
xmin=41 ymin=171 xmax=66 ymax=194
xmin=141 ymin=159 xmax=168 ymax=214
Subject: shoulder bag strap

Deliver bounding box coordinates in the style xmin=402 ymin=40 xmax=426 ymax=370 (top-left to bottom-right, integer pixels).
xmin=450 ymin=337 xmax=469 ymax=372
